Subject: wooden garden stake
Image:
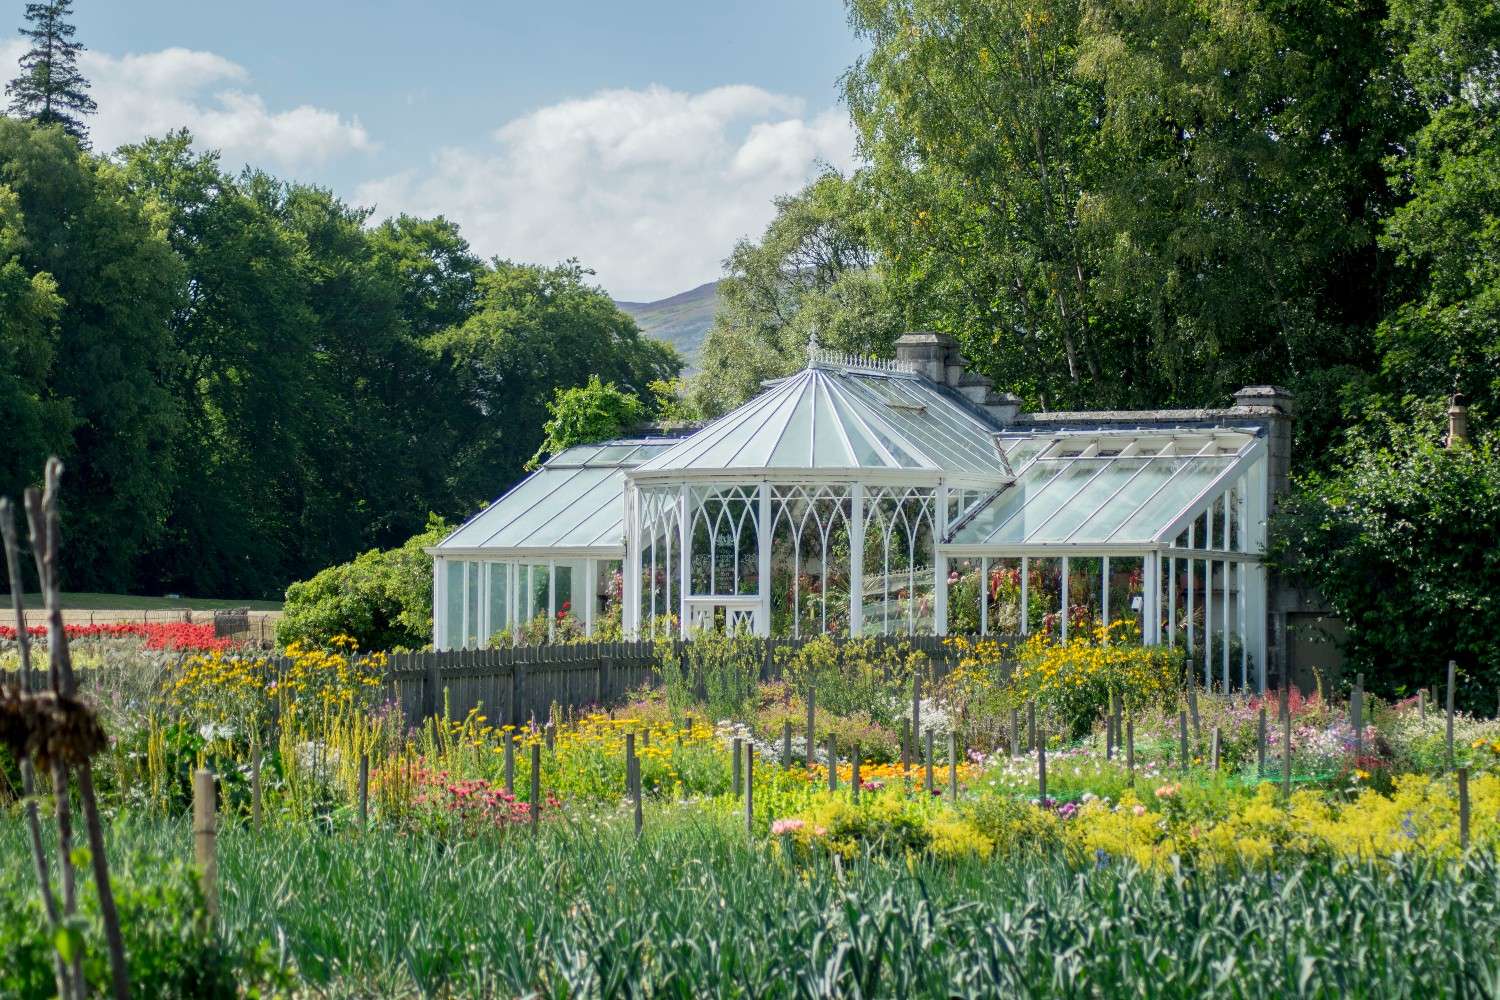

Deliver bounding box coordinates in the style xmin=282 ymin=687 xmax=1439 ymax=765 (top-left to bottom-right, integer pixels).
xmin=782 ymin=720 xmax=792 ymax=769
xmin=731 ymin=736 xmax=743 ymax=796
xmin=901 ymin=719 xmax=911 ymax=780
xmin=1113 ymin=696 xmax=1123 ymax=759
xmin=912 ymin=673 xmax=922 ymax=747
xmin=1446 ymin=660 xmax=1457 ymax=771
xmin=744 ymin=744 xmax=754 ymax=834
xmin=924 ymin=727 xmax=935 ymax=794
xmin=504 ymin=731 xmax=515 ymax=795
xmin=193 ymin=769 xmax=218 ymax=918
xmin=1418 ymin=689 xmax=1426 ymax=720
xmin=827 ymin=734 xmax=837 ymax=792
xmin=626 ymin=733 xmax=641 ymax=837
xmin=250 ymin=746 xmax=263 ymax=831
xmin=851 ymin=744 xmax=861 ymax=802
xmin=1027 ymin=701 xmax=1036 ymax=752
xmin=530 ymin=742 xmax=541 ymax=831
xmin=1282 ymin=707 xmax=1293 ymax=802
xmin=1458 ymin=767 xmax=1470 ymax=850
xmin=1178 ymin=710 xmax=1189 ymax=772
xmin=1188 ymin=680 xmax=1201 ymax=746
xmin=1257 ymin=708 xmax=1267 ymax=779
xmin=1010 ymin=708 xmax=1021 ymax=757
xmin=948 ymin=732 xmax=958 ymax=801
xmin=1106 ymin=691 xmax=1115 ymax=760
xmin=806 ymin=684 xmax=816 ymax=766
xmin=1037 ymin=726 xmax=1048 ymax=802
xmin=1210 ymin=727 xmax=1221 ymax=771
xmin=1352 ymin=673 xmax=1364 ymax=762
xmin=358 ymin=752 xmax=370 ymax=830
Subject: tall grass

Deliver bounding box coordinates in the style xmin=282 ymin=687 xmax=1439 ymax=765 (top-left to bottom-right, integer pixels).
xmin=6 ymin=811 xmax=1494 ymax=997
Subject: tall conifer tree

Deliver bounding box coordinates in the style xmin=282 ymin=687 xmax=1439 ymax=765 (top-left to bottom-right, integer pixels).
xmin=6 ymin=1 xmax=95 ymax=143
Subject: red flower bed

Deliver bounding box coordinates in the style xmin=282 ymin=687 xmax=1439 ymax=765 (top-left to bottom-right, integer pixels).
xmin=0 ymin=621 xmax=236 ymax=652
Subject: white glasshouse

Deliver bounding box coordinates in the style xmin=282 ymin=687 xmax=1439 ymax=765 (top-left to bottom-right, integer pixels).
xmin=431 ymin=333 xmax=1292 ymax=691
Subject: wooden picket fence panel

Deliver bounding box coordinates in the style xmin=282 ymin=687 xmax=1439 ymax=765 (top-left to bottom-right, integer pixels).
xmin=355 ymin=634 xmax=978 ymax=726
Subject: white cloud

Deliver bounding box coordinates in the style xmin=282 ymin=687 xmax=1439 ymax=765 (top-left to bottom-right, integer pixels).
xmin=355 ymin=84 xmax=857 ymax=301
xmin=0 ymin=42 xmax=375 ymax=169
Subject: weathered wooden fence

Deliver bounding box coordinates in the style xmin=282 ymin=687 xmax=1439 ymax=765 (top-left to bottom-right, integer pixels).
xmin=330 ymin=634 xmax=983 ymax=727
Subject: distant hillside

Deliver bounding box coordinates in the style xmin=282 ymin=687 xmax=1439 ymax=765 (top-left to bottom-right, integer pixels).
xmin=615 ymin=280 xmax=719 ymax=367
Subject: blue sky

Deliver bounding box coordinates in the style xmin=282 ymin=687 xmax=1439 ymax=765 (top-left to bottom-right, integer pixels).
xmin=40 ymin=1 xmax=865 ymax=299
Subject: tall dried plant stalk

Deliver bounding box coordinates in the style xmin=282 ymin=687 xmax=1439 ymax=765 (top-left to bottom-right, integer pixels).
xmin=6 ymin=460 xmax=131 ymax=1000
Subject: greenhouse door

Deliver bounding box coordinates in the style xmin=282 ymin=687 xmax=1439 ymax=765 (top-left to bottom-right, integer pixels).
xmin=685 ymin=597 xmax=761 ymax=634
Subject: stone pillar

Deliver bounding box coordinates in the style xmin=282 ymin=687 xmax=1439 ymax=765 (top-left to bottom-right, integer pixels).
xmin=1231 ymin=386 xmax=1295 ymax=512
xmin=894 ymin=331 xmax=959 ymax=383
xmin=1447 ymin=393 xmax=1469 ymax=448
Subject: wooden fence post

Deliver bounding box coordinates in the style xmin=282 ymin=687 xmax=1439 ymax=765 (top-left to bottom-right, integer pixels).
xmin=901 ymin=719 xmax=911 ymax=781
xmin=1027 ymin=701 xmax=1036 ymax=753
xmin=1126 ymin=717 xmax=1135 ymax=783
xmin=1418 ymin=689 xmax=1426 ymax=720
xmin=1112 ymin=696 xmax=1122 ymax=761
xmin=1210 ymin=727 xmax=1221 ymax=771
xmin=358 ymin=753 xmax=369 ymax=830
xmin=1458 ymin=767 xmax=1470 ymax=850
xmin=1037 ymin=727 xmax=1047 ymax=802
xmin=782 ymin=720 xmax=792 ymax=769
xmin=851 ymin=744 xmax=861 ymax=803
xmin=427 ymin=652 xmax=443 ymax=721
xmin=1178 ymin=710 xmax=1189 ymax=772
xmin=504 ymin=732 xmax=515 ymax=795
xmin=826 ymin=734 xmax=837 ymax=793
xmin=192 ymin=769 xmax=217 ymax=919
xmin=530 ymin=742 xmax=541 ymax=832
xmin=1446 ymin=660 xmax=1457 ymax=772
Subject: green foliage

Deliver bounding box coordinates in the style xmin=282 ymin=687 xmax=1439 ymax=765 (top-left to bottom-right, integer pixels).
xmin=0 ymin=830 xmax=265 ymax=998
xmin=691 ymin=171 xmax=904 ymax=416
xmin=528 ymin=374 xmax=645 ymax=469
xmin=1268 ymin=419 xmax=1500 ymax=708
xmin=277 ymin=515 xmax=451 ymax=650
xmin=2 ymin=817 xmax=1495 ymax=995
xmin=1377 ymin=0 xmax=1500 ymax=415
xmin=653 ymin=628 xmax=762 ymax=721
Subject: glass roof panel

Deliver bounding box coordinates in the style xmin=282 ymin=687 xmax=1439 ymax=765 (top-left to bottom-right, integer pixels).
xmin=1026 ymin=458 xmax=1155 ymax=542
xmin=947 ymin=462 xmax=1065 ymax=544
xmin=1110 ymin=457 xmax=1234 ymax=542
xmin=1066 ymin=456 xmax=1190 ymax=542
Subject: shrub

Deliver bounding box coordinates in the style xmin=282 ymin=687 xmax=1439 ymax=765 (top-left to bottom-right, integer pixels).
xmin=276 ymin=515 xmax=449 ymax=651
xmin=653 ymin=628 xmax=761 ymax=721
xmin=1268 ymin=419 xmax=1500 ymax=709
xmin=1007 ymin=621 xmax=1184 ymax=737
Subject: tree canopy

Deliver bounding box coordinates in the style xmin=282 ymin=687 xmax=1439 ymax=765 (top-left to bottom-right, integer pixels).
xmin=0 ymin=123 xmax=681 ymax=599
xmin=6 ymin=1 xmax=94 ymax=142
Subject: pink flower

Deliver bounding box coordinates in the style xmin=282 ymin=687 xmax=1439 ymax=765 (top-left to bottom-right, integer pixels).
xmin=771 ymin=818 xmax=805 ymax=835
xmin=1132 ymin=804 xmax=1147 ymax=816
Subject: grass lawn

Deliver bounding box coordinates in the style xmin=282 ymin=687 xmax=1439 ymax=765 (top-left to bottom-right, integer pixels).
xmin=20 ymin=591 xmax=282 ymax=612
